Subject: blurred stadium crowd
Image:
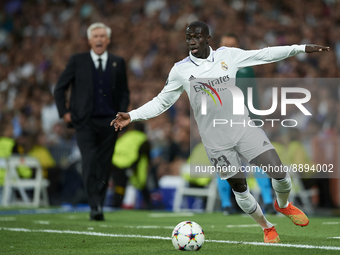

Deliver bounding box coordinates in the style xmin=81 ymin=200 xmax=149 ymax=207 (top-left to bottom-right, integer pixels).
xmin=0 ymin=0 xmax=339 ymax=207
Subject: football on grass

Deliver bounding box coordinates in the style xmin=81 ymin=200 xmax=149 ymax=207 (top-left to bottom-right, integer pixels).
xmin=171 ymin=221 xmax=205 ymax=251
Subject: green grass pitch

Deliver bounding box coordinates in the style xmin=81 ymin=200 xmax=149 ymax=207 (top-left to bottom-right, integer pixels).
xmin=0 ymin=209 xmax=339 ymax=254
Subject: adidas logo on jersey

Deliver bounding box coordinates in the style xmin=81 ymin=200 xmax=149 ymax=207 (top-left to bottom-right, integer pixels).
xmin=263 ymin=141 xmax=269 ymax=146
xmin=188 ymin=75 xmax=196 ymax=81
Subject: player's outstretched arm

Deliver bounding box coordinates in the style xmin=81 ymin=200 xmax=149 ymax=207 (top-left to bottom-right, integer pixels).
xmin=110 ymin=66 xmax=183 ymax=130
xmin=305 ymin=44 xmax=330 ymax=53
xmin=230 ymin=43 xmax=330 ymax=69
xmin=110 ymin=112 xmax=131 ymax=131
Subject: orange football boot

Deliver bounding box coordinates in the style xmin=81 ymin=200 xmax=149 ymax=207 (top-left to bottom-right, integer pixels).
xmin=264 ymin=226 xmax=280 ymax=243
xmin=274 ymin=200 xmax=309 ymax=226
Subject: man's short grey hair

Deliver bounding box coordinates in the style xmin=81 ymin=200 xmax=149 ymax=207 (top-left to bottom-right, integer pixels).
xmin=87 ymin=23 xmax=111 ymax=39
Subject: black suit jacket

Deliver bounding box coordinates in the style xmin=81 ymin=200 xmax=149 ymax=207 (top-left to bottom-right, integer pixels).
xmin=54 ymin=52 xmax=129 ymax=129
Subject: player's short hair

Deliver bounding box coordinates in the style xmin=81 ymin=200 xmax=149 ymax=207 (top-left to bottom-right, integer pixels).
xmin=87 ymin=22 xmax=111 ymax=39
xmin=187 ymin=21 xmax=210 ymax=36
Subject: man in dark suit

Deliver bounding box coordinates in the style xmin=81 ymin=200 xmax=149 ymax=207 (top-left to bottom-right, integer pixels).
xmin=54 ymin=22 xmax=129 ymax=221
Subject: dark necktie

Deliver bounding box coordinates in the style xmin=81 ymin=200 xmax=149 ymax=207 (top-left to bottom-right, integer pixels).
xmin=98 ymin=58 xmax=103 ymax=75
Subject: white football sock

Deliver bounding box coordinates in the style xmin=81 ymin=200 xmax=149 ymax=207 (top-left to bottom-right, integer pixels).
xmin=271 ymin=174 xmax=292 ymax=208
xmin=233 ymin=188 xmax=273 ymax=230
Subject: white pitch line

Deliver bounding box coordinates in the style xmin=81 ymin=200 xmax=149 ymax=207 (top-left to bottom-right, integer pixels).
xmin=1 ymin=227 xmax=340 ymax=251
xmin=125 ymin=226 xmax=174 ymax=229
xmin=205 ymin=239 xmax=340 ymax=251
xmin=0 ymin=227 xmax=170 ymax=240
xmin=322 ymin=222 xmax=339 ymax=225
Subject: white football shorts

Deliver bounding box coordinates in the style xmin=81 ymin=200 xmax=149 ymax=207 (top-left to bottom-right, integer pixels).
xmin=204 ymin=126 xmax=275 ymax=179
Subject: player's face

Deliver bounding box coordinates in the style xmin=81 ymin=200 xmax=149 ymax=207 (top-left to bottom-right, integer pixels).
xmin=185 ymin=26 xmax=211 ymax=59
xmin=88 ymin=27 xmax=110 ymax=55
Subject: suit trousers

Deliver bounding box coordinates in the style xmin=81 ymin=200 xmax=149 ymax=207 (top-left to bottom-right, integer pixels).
xmin=75 ymin=117 xmax=117 ymax=208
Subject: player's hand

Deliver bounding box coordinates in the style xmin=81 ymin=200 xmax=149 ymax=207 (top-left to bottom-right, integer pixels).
xmin=63 ymin=112 xmax=72 ymax=123
xmin=110 ymin=112 xmax=131 ymax=131
xmin=305 ymin=44 xmax=330 ymax=53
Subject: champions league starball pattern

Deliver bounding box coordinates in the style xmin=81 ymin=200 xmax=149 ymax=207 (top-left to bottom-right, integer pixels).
xmin=171 ymin=221 xmax=205 ymax=251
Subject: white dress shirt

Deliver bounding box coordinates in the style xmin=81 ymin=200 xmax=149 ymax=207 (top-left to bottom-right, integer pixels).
xmin=90 ymin=50 xmax=108 ymax=71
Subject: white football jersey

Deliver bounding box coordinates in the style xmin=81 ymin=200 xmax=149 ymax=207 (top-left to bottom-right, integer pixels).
xmin=129 ymin=45 xmax=305 ymax=149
